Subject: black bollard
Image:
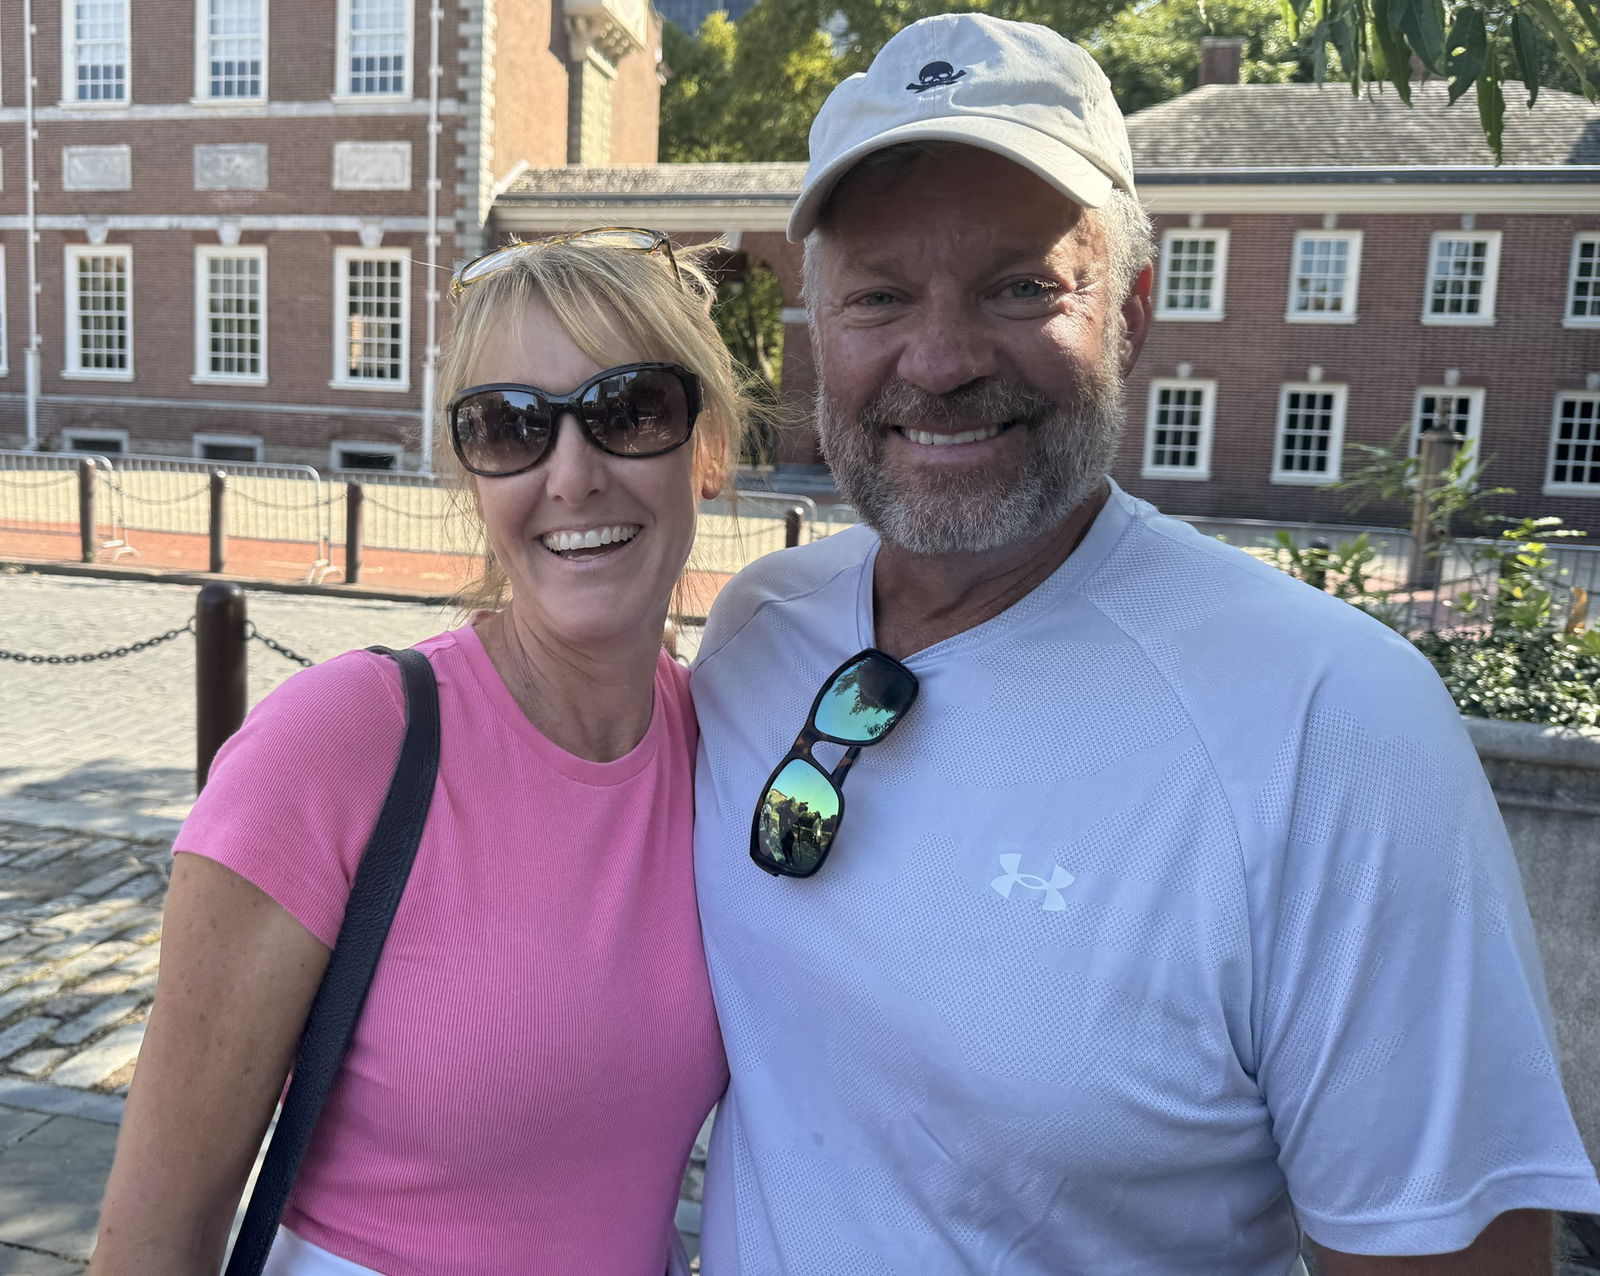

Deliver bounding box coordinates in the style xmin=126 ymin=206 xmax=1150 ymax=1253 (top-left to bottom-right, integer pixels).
xmin=77 ymin=459 xmax=96 ymax=564
xmin=784 ymin=505 xmax=807 ymax=548
xmin=208 ymin=469 xmax=228 ymax=574
xmin=195 ymin=582 xmax=248 ymax=792
xmin=345 ymin=481 xmax=364 ymax=585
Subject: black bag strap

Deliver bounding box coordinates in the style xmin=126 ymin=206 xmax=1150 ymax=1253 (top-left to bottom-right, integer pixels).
xmin=225 ymin=646 xmax=440 ymax=1276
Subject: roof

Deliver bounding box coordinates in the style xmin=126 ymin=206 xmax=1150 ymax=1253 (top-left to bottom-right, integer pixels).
xmin=1125 ymin=81 xmax=1600 ymax=173
xmin=497 ymin=162 xmax=805 ymax=206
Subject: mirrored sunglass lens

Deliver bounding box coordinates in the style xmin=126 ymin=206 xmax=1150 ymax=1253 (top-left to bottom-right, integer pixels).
xmin=814 ymin=654 xmax=916 ymax=743
xmin=756 ymin=758 xmax=841 ymax=874
xmin=572 ymin=228 xmax=661 ymax=251
xmin=455 ymin=391 xmax=550 ymax=473
xmin=586 ymin=369 xmax=691 ymax=455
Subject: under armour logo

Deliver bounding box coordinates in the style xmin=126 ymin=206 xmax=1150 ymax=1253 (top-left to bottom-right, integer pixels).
xmin=907 ymin=61 xmax=966 ymax=93
xmin=991 ymin=854 xmax=1074 ymax=911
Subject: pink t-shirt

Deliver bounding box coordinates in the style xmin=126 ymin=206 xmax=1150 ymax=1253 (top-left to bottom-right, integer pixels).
xmin=176 ymin=625 xmax=727 ymax=1275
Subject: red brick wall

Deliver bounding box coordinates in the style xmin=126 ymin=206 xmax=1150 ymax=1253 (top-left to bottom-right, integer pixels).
xmin=609 ymin=12 xmax=662 ymax=164
xmin=491 ymin=0 xmax=570 ymax=175
xmin=1118 ymin=211 xmax=1600 ymax=536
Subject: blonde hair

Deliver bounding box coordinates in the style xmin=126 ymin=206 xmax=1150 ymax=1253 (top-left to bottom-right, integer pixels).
xmin=434 ymin=235 xmax=751 ymax=615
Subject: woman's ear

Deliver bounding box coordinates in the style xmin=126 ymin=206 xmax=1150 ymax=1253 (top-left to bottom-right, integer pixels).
xmin=697 ymin=432 xmax=730 ymax=500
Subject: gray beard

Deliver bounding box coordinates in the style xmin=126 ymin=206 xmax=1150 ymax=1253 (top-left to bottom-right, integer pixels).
xmin=815 ymin=356 xmax=1126 ymax=556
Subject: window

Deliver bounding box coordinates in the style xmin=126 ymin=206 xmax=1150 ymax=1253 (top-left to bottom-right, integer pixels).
xmin=65 ymin=245 xmax=132 ymax=379
xmin=338 ymin=0 xmax=412 ymax=97
xmin=1272 ymin=384 xmax=1347 ymax=484
xmin=1157 ymin=229 xmax=1229 ymax=320
xmin=61 ymin=427 xmax=129 ymax=454
xmin=1567 ymin=234 xmax=1600 ymax=327
xmin=1545 ymin=393 xmax=1600 ymax=495
xmin=1422 ymin=231 xmax=1501 ymax=325
xmin=197 ymin=0 xmax=266 ymax=100
xmin=1411 ymin=388 xmax=1484 ymax=457
xmin=65 ymin=0 xmax=129 ymax=103
xmin=193 ymin=433 xmax=264 ymax=463
xmin=332 ymin=249 xmax=409 ymax=388
xmin=331 ymin=441 xmax=402 ymax=470
xmin=1287 ymin=231 xmax=1362 ymax=322
xmin=194 ymin=246 xmax=266 ymax=383
xmin=1142 ymin=379 xmax=1215 ymax=479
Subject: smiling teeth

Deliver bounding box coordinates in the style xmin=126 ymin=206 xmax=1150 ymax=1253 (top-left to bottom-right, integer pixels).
xmin=540 ymin=524 xmax=640 ymax=553
xmin=903 ymin=424 xmax=1004 ymax=446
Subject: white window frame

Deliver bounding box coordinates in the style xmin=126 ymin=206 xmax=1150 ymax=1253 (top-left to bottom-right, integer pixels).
xmin=193 ymin=0 xmax=269 ymax=104
xmin=1421 ymin=230 xmax=1502 ymax=326
xmin=334 ymin=0 xmax=414 ymax=100
xmin=0 ymin=248 xmax=9 ymax=376
xmin=64 ymin=244 xmax=133 ymax=381
xmin=1156 ymin=228 xmax=1229 ymax=321
xmin=193 ymin=245 xmax=268 ymax=385
xmin=330 ymin=439 xmax=404 ymax=470
xmin=193 ymin=432 xmax=265 ymax=462
xmin=61 ymin=426 xmax=130 ymax=454
xmin=1409 ymin=387 xmax=1485 ymax=459
xmin=61 ymin=0 xmax=132 ymax=107
xmin=1544 ymin=392 xmax=1600 ymax=497
xmin=331 ymin=247 xmax=410 ymax=391
xmin=1271 ymin=382 xmax=1348 ymax=485
xmin=1565 ymin=233 xmax=1600 ymax=329
xmin=1285 ymin=230 xmax=1362 ymax=324
xmin=1142 ymin=378 xmax=1216 ymax=480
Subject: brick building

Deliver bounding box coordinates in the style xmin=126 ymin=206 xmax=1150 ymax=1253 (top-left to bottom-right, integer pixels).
xmin=0 ymin=0 xmax=663 ymax=471
xmin=496 ymin=50 xmax=1600 ymax=533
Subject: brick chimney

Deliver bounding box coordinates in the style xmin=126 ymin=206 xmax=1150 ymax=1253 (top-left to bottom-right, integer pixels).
xmin=1198 ymin=36 xmax=1244 ymax=86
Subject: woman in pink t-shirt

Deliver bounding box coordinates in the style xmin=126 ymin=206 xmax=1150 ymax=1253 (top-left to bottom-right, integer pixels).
xmin=91 ymin=233 xmax=748 ymax=1276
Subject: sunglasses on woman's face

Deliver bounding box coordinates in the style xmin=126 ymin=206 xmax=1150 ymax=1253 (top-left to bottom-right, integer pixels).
xmin=448 ymin=362 xmax=702 ymax=478
xmin=750 ymin=649 xmax=920 ymax=878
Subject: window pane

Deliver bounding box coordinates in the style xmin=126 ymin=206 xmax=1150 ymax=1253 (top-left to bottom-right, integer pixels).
xmin=1427 ymin=237 xmax=1490 ymax=315
xmin=348 ymin=0 xmax=408 ymax=94
xmin=1278 ymin=390 xmax=1338 ymax=475
xmin=73 ymin=0 xmax=128 ymax=101
xmin=1550 ymin=396 xmax=1600 ymax=488
xmin=73 ymin=252 xmax=130 ymax=372
xmin=343 ymin=257 xmax=406 ymax=381
xmin=1292 ymin=237 xmax=1350 ymax=313
xmin=207 ymin=0 xmax=265 ymax=97
xmin=1150 ymin=386 xmax=1207 ymax=469
xmin=1571 ymin=238 xmax=1600 ymax=320
xmin=1162 ymin=236 xmax=1220 ymax=312
xmin=205 ymin=254 xmax=263 ymax=378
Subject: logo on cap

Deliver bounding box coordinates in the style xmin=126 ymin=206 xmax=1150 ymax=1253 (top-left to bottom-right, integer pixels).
xmin=906 ymin=61 xmax=966 ymax=93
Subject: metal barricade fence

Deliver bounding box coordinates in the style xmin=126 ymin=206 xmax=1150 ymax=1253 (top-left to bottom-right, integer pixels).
xmin=696 ymin=491 xmax=820 ymax=574
xmin=101 ymin=455 xmax=331 ymax=580
xmin=0 ymin=449 xmax=125 ymax=559
xmin=330 ymin=470 xmax=464 ymax=555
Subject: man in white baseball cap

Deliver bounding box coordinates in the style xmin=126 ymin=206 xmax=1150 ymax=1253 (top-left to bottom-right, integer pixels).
xmin=691 ymin=13 xmax=1600 ymax=1272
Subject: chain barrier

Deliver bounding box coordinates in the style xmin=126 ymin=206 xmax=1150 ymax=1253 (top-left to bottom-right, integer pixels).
xmin=0 ymin=472 xmax=74 ymax=488
xmin=103 ymin=477 xmax=211 ymax=505
xmin=245 ymin=622 xmax=315 ymax=669
xmin=361 ymin=492 xmax=455 ymax=520
xmin=0 ymin=618 xmax=195 ymax=665
xmin=230 ymin=488 xmax=325 ymax=512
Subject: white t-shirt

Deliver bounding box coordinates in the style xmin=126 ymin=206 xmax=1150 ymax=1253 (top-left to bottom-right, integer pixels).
xmin=691 ymin=483 xmax=1600 ymax=1274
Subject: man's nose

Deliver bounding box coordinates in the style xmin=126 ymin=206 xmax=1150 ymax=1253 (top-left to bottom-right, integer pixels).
xmin=894 ymin=302 xmax=999 ymax=397
xmin=542 ymin=413 xmax=608 ymax=503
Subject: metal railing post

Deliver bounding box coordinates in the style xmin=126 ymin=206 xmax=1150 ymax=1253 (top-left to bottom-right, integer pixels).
xmin=77 ymin=458 xmax=96 ymax=563
xmin=345 ymin=480 xmax=364 ymax=585
xmin=195 ymin=582 xmax=248 ymax=792
xmin=208 ymin=468 xmax=227 ymax=574
xmin=784 ymin=505 xmax=807 ymax=548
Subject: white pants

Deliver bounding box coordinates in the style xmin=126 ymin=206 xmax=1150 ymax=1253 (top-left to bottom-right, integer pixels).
xmin=259 ymin=1227 xmax=381 ymax=1276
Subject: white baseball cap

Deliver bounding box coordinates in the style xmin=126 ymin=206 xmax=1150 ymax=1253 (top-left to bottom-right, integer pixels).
xmin=787 ymin=13 xmax=1136 ymax=242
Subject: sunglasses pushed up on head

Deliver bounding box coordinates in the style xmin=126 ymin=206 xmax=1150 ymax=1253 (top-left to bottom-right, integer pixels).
xmin=750 ymin=650 xmax=919 ymax=878
xmin=447 ymin=228 xmax=699 ymax=477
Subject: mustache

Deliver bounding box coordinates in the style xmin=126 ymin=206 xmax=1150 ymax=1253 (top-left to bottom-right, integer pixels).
xmin=856 ymin=378 xmax=1057 ymax=434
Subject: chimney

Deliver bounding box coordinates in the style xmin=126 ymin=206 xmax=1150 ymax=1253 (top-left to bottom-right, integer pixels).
xmin=1198 ymin=37 xmax=1244 ymax=87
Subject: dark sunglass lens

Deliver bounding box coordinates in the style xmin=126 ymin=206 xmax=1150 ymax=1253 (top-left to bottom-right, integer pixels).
xmin=455 ymin=391 xmax=550 ymax=473
xmin=814 ymin=653 xmax=916 ymax=744
xmin=755 ymin=758 xmax=841 ymax=875
xmin=587 ymin=368 xmax=691 ymax=456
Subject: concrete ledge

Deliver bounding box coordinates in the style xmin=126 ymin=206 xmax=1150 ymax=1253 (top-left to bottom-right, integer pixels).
xmin=1465 ymin=718 xmax=1600 ymax=817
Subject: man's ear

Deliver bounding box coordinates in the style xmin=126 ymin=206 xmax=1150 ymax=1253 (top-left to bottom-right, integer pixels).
xmin=1119 ymin=263 xmax=1154 ymax=376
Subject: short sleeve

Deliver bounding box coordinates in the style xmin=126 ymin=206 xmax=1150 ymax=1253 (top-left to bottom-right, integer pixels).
xmin=174 ymin=649 xmax=406 ymax=947
xmin=1250 ymin=639 xmax=1600 ymax=1253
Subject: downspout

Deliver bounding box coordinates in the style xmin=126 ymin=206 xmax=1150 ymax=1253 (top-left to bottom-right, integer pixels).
xmin=419 ymin=2 xmax=443 ymax=474
xmin=23 ymin=0 xmax=41 ymax=450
